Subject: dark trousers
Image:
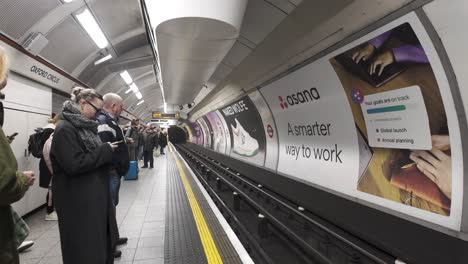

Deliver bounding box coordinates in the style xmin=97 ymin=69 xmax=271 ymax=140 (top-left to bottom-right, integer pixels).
xmin=46 ymin=189 xmax=54 ymax=214
xmin=143 ymin=150 xmax=154 ymax=167
xmin=160 ymin=146 xmax=166 ymax=154
xmin=109 ymin=171 xmax=121 ymax=207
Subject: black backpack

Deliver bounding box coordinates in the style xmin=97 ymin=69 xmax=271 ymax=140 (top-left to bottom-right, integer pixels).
xmin=28 ymin=128 xmax=44 ymax=158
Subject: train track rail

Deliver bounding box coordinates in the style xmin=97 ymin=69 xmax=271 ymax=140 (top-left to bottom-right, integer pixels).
xmin=175 ymin=143 xmax=396 ymax=264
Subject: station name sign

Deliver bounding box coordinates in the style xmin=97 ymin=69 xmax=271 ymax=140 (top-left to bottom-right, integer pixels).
xmin=152 ymin=112 xmax=180 ymax=119
xmin=30 ymin=65 xmax=60 ymax=84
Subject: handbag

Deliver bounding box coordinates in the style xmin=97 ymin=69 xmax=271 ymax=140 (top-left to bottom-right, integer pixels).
xmin=153 ymin=149 xmax=160 ymax=157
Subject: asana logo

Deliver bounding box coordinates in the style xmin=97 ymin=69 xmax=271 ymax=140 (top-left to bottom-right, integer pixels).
xmin=279 ymin=96 xmax=288 ymax=109
xmin=278 ymin=87 xmax=320 ymax=110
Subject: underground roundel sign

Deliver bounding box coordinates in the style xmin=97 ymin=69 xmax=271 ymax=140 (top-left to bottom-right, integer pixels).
xmin=267 ymin=124 xmax=274 ymax=138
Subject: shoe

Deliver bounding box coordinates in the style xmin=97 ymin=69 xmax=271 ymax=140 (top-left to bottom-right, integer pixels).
xmin=114 ymin=249 xmax=122 ymax=258
xmin=45 ymin=211 xmax=58 ymax=221
xmin=231 ymin=118 xmax=259 ymax=157
xmin=149 ymin=166 xmax=154 ymax=169
xmin=141 ymin=166 xmax=148 ymax=168
xmin=116 ymin=237 xmax=128 ymax=246
xmin=18 ymin=241 xmax=34 ymax=253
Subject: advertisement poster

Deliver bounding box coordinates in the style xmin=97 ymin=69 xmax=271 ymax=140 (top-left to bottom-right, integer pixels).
xmin=197 ymin=118 xmax=212 ymax=149
xmin=220 ymin=96 xmax=266 ymax=167
xmin=330 ymin=21 xmax=453 ymax=216
xmin=249 ymin=91 xmax=280 ymax=171
xmin=184 ymin=125 xmax=193 ymax=142
xmin=260 ymin=13 xmax=462 ymax=230
xmin=191 ymin=121 xmax=203 ymax=146
xmin=205 ymin=111 xmax=228 ymax=154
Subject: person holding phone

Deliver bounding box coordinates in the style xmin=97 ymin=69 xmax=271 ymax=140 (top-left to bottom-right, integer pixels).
xmin=51 ymin=87 xmax=118 ymax=264
xmin=97 ymin=93 xmax=130 ymax=258
xmin=0 ymin=46 xmax=35 ymax=264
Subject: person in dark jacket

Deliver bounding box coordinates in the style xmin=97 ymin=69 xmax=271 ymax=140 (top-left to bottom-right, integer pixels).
xmin=125 ymin=118 xmax=141 ymax=161
xmin=0 ymin=47 xmax=35 ymax=264
xmin=97 ymin=93 xmax=130 ymax=257
xmin=51 ymin=87 xmax=119 ymax=264
xmin=159 ymin=128 xmax=168 ymax=155
xmin=38 ymin=114 xmax=60 ymax=221
xmin=142 ymin=123 xmax=158 ymax=168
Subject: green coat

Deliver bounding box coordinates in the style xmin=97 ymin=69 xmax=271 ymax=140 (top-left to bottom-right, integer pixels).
xmin=143 ymin=130 xmax=159 ymax=151
xmin=0 ymin=127 xmax=29 ymax=264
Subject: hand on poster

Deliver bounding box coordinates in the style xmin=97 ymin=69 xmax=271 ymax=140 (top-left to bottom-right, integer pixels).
xmin=369 ymin=50 xmax=395 ymax=76
xmin=352 ymin=23 xmax=429 ymax=77
xmin=352 ymin=43 xmax=376 ymax=63
xmin=409 ymin=135 xmax=451 ymax=199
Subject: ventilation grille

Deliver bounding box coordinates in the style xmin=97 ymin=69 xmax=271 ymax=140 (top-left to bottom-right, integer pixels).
xmin=40 ymin=17 xmax=96 ymax=74
xmin=0 ymin=0 xmax=60 ymax=39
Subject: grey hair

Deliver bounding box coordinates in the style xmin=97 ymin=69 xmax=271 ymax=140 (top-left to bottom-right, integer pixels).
xmin=103 ymin=93 xmax=123 ymax=108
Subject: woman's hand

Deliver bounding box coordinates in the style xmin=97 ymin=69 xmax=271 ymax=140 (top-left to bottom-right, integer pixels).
xmin=410 ymin=147 xmax=452 ymax=199
xmin=369 ymin=50 xmax=395 ymax=76
xmin=352 ymin=43 xmax=376 ymax=63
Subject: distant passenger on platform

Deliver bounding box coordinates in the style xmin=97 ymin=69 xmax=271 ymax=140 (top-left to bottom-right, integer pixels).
xmin=0 ymin=46 xmax=36 ymax=264
xmin=38 ymin=114 xmax=60 ymax=221
xmin=125 ymin=118 xmax=143 ymax=161
xmin=97 ymin=93 xmax=131 ymax=258
xmin=159 ymin=128 xmax=168 ymax=155
xmin=142 ymin=123 xmax=159 ymax=168
xmin=50 ymin=87 xmax=119 ymax=264
xmin=137 ymin=124 xmax=145 ymax=161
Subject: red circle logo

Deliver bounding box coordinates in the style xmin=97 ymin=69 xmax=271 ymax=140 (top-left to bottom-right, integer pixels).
xmin=267 ymin=124 xmax=274 ymax=138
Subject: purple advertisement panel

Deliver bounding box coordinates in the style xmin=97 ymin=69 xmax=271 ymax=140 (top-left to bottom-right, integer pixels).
xmin=190 ymin=121 xmax=203 ymax=146
xmin=205 ymin=111 xmax=228 ymax=154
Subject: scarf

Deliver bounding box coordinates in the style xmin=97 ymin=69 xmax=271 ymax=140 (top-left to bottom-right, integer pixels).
xmin=61 ymin=101 xmax=102 ymax=151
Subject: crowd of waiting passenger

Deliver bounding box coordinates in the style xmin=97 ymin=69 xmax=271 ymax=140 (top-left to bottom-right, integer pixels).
xmin=0 ymin=46 xmax=168 ymax=264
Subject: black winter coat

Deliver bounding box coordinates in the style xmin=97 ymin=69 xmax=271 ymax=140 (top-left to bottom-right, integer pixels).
xmin=50 ymin=120 xmax=118 ymax=264
xmin=159 ymin=132 xmax=168 ymax=147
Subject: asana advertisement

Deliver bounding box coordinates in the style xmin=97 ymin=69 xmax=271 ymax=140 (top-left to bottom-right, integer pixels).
xmin=259 ymin=13 xmax=463 ymax=230
xmin=220 ymin=96 xmax=267 ymax=167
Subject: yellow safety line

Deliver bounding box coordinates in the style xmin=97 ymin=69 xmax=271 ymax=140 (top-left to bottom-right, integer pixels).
xmin=170 ymin=145 xmax=223 ymax=264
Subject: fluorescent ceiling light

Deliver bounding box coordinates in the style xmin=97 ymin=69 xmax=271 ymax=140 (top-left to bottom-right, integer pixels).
xmin=164 ymin=102 xmax=167 ymax=113
xmin=135 ymin=91 xmax=143 ymax=100
xmin=125 ymin=88 xmax=132 ymax=94
xmin=94 ymin=54 xmax=112 ymax=65
xmin=120 ymin=71 xmax=133 ymax=85
xmin=129 ymin=83 xmax=138 ymax=93
xmin=62 ymin=0 xmax=74 ymax=3
xmin=75 ymin=8 xmax=108 ymax=49
xmin=137 ymin=100 xmax=144 ymax=106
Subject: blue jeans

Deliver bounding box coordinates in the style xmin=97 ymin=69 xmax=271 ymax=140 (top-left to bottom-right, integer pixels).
xmin=109 ymin=171 xmax=121 ymax=207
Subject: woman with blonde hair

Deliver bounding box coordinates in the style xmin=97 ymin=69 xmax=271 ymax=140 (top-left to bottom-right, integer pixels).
xmin=51 ymin=87 xmax=119 ymax=264
xmin=0 ymin=46 xmax=35 ymax=263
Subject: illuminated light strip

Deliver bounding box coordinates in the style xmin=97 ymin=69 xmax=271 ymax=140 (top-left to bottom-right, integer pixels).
xmin=75 ymin=8 xmax=108 ymax=49
xmin=94 ymin=54 xmax=112 ymax=65
xmin=170 ymin=145 xmax=223 ymax=264
xmin=120 ymin=70 xmax=133 ymax=85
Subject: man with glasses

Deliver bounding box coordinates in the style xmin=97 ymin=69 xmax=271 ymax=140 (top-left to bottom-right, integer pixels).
xmin=97 ymin=93 xmax=130 ymax=259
